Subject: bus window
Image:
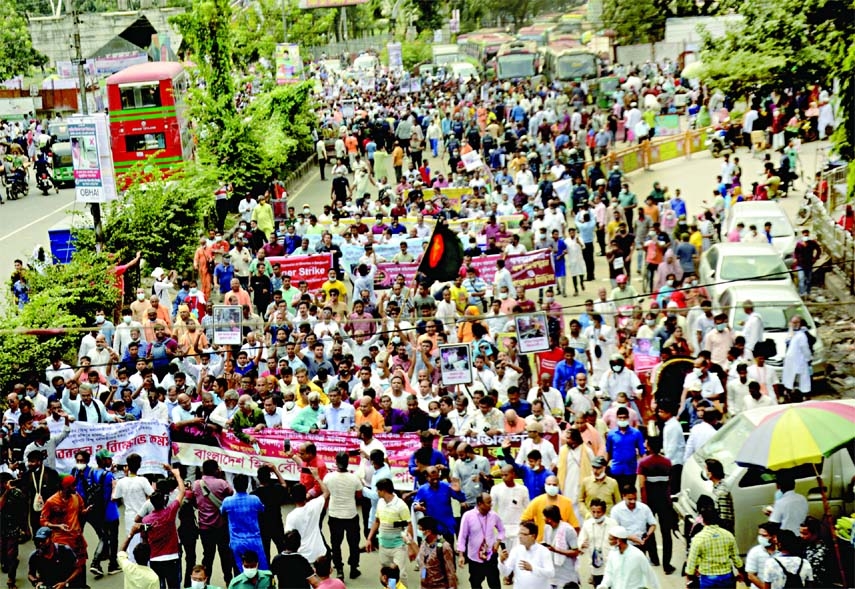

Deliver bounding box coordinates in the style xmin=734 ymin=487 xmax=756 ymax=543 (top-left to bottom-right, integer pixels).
xmin=125 ymin=133 xmax=167 ymax=152
xmin=119 ymin=84 xmax=162 ymax=109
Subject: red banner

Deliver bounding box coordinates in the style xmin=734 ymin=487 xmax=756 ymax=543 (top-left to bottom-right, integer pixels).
xmin=507 ymin=248 xmax=556 ymax=291
xmin=267 ymin=253 xmax=332 ymax=291
xmin=376 ymin=261 xmax=419 ymax=287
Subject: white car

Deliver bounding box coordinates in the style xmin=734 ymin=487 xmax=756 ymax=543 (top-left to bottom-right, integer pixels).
xmin=724 ymin=201 xmax=797 ymax=264
xmin=717 ymin=283 xmax=825 ymax=380
xmin=448 ymin=62 xmax=480 ymax=83
xmin=697 ymin=242 xmax=792 ymax=304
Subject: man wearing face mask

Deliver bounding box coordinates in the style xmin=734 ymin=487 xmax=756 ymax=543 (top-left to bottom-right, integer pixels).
xmin=605 ymin=407 xmax=645 ymax=490
xmin=598 ymin=354 xmax=642 ymax=413
xmin=681 ymin=357 xmax=724 ymax=408
xmin=745 ymin=522 xmax=778 ymax=589
xmin=702 ymin=313 xmax=735 ymax=369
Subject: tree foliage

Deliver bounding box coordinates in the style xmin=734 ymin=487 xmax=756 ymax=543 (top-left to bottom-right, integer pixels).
xmin=0 ymin=252 xmax=120 ymax=392
xmin=602 ymin=0 xmax=665 ymax=45
xmin=74 ymin=164 xmax=218 ymax=274
xmin=0 ymin=0 xmax=47 ymax=79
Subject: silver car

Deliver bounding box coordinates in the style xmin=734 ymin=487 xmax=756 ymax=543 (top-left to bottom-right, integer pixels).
xmin=724 ymin=201 xmax=797 ymax=265
xmin=717 ymin=283 xmax=826 ymax=381
xmin=697 ymin=243 xmax=793 ymax=304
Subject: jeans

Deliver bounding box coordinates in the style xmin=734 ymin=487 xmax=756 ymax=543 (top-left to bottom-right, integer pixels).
xmin=150 ymin=557 xmax=181 ymax=589
xmin=699 ymin=572 xmax=736 ymax=588
xmin=798 ymin=267 xmax=813 ymax=296
xmin=328 ymin=515 xmax=360 ymax=571
xmin=430 ymin=138 xmax=439 ymax=157
xmin=199 ymin=525 xmax=234 ymax=584
xmin=92 ymin=517 xmax=120 ymax=569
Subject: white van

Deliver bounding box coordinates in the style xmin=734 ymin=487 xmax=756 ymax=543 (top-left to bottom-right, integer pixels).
xmin=448 ymin=62 xmax=480 ymax=83
xmin=353 ymin=54 xmax=379 ymax=72
xmin=674 ymin=400 xmax=855 ymax=553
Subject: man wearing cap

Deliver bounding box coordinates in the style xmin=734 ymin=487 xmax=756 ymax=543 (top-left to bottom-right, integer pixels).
xmin=28 ymin=527 xmax=84 ymax=589
xmin=41 ymin=475 xmax=88 ymax=582
xmin=579 ymin=456 xmax=622 ymax=516
xmin=596 ymin=526 xmax=659 ymax=589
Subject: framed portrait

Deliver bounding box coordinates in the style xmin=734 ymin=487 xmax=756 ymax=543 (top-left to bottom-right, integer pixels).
xmin=439 ymin=344 xmax=473 ymax=386
xmin=514 ymin=312 xmax=550 ymax=353
xmin=212 ymin=305 xmax=243 ymax=346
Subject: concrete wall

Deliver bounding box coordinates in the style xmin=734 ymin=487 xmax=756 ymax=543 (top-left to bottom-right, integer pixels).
xmin=28 ymin=7 xmax=185 ymax=68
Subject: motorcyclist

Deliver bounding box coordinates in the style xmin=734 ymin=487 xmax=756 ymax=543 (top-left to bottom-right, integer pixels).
xmin=34 ymin=151 xmax=58 ymax=193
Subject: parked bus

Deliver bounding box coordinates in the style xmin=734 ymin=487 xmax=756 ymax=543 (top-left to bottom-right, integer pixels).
xmin=543 ymin=47 xmax=599 ymax=83
xmin=105 ymin=62 xmax=192 ymax=187
xmin=515 ymin=23 xmax=558 ymax=46
xmin=459 ymin=31 xmax=515 ymax=65
xmin=495 ymin=41 xmax=540 ymax=80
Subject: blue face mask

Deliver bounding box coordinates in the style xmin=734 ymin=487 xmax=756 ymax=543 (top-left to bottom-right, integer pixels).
xmin=774 ymin=489 xmax=784 ymax=502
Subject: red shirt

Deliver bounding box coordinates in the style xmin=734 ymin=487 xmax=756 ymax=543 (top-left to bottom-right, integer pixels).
xmin=300 ymin=456 xmax=328 ymax=499
xmin=143 ymin=500 xmax=181 ymax=559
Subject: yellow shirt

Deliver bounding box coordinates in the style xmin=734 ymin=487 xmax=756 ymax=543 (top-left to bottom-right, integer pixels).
xmin=296 ymin=382 xmax=328 ymax=406
xmin=117 ymin=551 xmax=159 ymax=589
xmin=689 ymin=230 xmax=703 ymax=253
xmin=449 ymin=285 xmax=469 ymax=313
xmin=322 ymin=279 xmax=349 ymax=304
xmin=520 ymin=495 xmax=579 ymax=541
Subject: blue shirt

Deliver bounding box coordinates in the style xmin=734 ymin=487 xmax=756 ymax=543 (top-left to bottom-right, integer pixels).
xmin=213 ymin=264 xmax=235 ymax=293
xmin=503 ymin=452 xmax=550 ymax=499
xmin=670 ymin=197 xmax=687 ymax=218
xmin=499 ymin=400 xmax=532 ymax=419
xmin=323 ymin=402 xmax=355 ymax=432
xmin=408 ymin=449 xmax=448 ymax=485
xmin=221 ymin=492 xmax=264 ymax=537
xmin=605 ymin=427 xmax=646 ymax=476
xmin=414 ymin=482 xmax=465 ymax=536
xmin=576 ymin=217 xmax=596 ymax=244
xmin=552 ymin=359 xmax=587 ymax=395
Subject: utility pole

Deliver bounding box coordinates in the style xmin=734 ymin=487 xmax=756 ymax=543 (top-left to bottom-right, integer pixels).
xmin=71 ymin=0 xmax=103 ymax=251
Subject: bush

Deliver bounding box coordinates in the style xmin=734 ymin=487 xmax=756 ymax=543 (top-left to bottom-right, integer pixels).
xmin=0 ymin=250 xmax=120 ymax=392
xmin=74 ymin=164 xmax=218 ymax=277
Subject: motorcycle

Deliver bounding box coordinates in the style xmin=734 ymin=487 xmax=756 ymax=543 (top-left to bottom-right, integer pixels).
xmin=706 ymin=127 xmax=733 ymax=158
xmin=5 ymin=170 xmax=27 ymax=200
xmin=36 ymin=170 xmax=53 ymax=195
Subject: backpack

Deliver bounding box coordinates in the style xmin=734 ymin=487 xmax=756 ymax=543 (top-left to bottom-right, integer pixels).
xmin=774 ymin=557 xmax=805 ymax=588
xmin=84 ymin=469 xmax=107 ymax=512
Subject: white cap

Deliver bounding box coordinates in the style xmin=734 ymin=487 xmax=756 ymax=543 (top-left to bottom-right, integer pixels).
xmin=150 ymin=267 xmax=165 ymax=280
xmin=608 ymin=526 xmax=629 ymax=539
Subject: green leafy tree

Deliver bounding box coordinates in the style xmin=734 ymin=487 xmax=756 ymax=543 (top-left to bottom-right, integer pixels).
xmin=481 ymin=0 xmax=546 ymax=30
xmin=0 ymin=251 xmax=120 ymax=392
xmin=74 ymin=164 xmax=218 ymax=274
xmin=696 ymin=0 xmax=854 ymax=196
xmin=0 ymin=0 xmax=47 ymax=79
xmin=602 ymin=0 xmax=665 ymax=45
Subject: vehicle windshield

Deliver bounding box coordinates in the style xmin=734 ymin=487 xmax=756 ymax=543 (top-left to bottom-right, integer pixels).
xmin=693 ymin=414 xmax=755 ymax=473
xmin=738 ymin=217 xmax=793 ymax=238
xmin=733 ymin=301 xmax=814 ymax=332
xmin=497 ymin=54 xmax=536 ymax=79
xmin=434 ymin=54 xmax=459 ymax=66
xmin=557 ymin=54 xmax=598 ymax=80
xmin=719 ymin=254 xmax=788 ymax=281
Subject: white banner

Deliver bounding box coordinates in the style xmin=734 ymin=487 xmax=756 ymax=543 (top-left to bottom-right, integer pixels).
xmin=55 ymin=421 xmax=170 ymax=475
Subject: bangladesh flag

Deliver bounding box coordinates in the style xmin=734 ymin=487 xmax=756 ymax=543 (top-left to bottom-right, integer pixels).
xmin=417 ymin=221 xmax=464 ymax=286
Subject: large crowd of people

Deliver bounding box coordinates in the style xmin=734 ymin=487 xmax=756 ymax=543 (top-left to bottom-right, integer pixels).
xmin=0 ymin=56 xmax=837 ymax=589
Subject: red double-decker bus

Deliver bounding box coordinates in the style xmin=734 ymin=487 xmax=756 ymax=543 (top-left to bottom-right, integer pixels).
xmin=105 ymin=62 xmax=192 ymax=187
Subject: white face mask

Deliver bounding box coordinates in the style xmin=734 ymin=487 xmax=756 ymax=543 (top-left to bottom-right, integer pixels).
xmin=499 ymin=292 xmax=508 ymax=300
xmin=76 ymin=462 xmax=87 ymax=470
xmin=243 ymin=568 xmax=257 ymax=579
xmin=757 ymin=535 xmax=771 ymax=548
xmin=95 ymin=315 xmax=105 ymax=324
xmin=594 ymin=471 xmax=606 ymax=480
xmin=593 ymin=515 xmax=604 ymax=523
xmin=617 ymin=419 xmax=629 ymax=428
xmin=190 ymin=581 xmax=206 ymax=589
xmin=123 ymin=316 xmax=132 ymax=325
xmin=284 ymin=401 xmax=295 ymax=411
xmin=693 ymin=368 xmax=703 ymax=378
xmin=428 ymin=411 xmax=440 ymax=418
xmin=545 ymin=484 xmax=559 ymax=497
xmin=545 ymin=296 xmax=554 ymax=304
xmin=137 ymin=293 xmax=146 ymax=301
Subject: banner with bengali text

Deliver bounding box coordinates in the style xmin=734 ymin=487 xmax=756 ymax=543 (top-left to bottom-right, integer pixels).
xmin=55 ymin=421 xmax=170 ymax=475
xmin=507 ymin=248 xmax=556 ymax=291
